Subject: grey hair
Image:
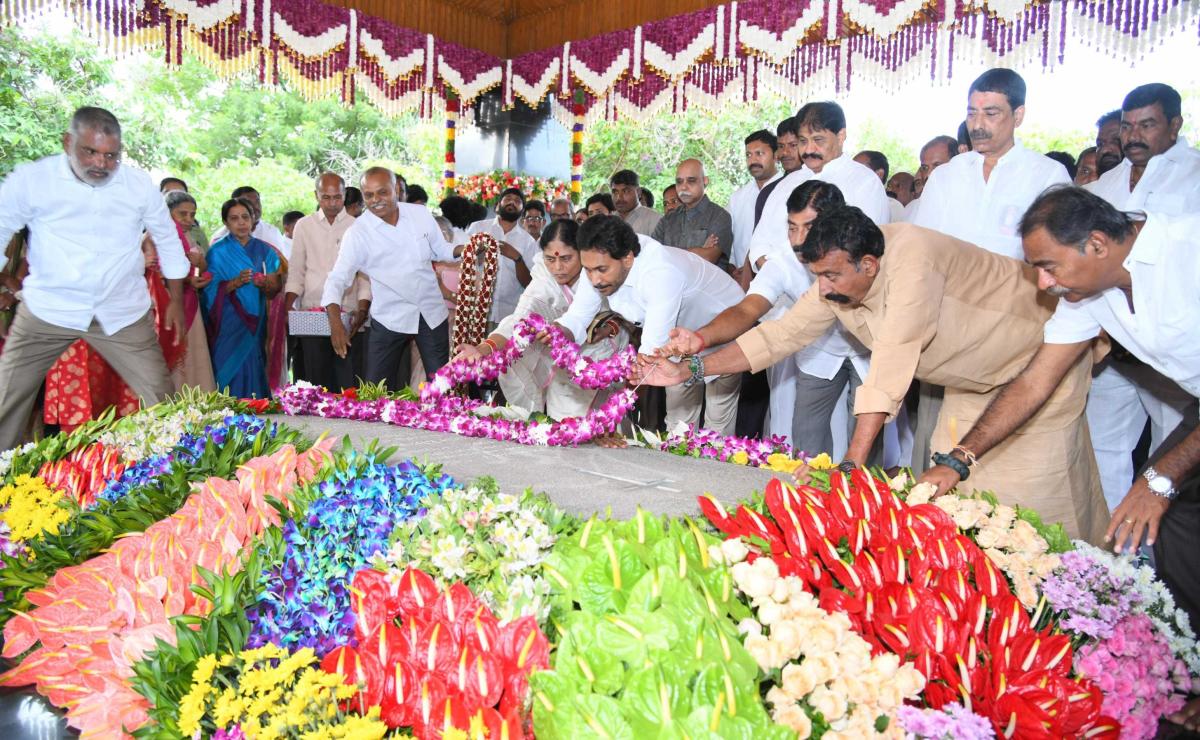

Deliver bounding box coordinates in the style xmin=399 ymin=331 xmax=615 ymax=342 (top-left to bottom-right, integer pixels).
xmin=549 ymin=197 xmax=574 ymax=216
xmin=361 ymin=167 xmax=396 ymax=187
xmin=164 ymin=190 xmax=196 ymax=210
xmin=70 ymin=106 xmax=121 ymax=138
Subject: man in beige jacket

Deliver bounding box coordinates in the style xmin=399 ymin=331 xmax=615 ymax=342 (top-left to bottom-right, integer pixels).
xmin=641 ymin=204 xmax=1108 ymax=543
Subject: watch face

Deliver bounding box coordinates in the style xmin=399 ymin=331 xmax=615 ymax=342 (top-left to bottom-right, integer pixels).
xmin=1149 ymin=476 xmax=1173 ymax=494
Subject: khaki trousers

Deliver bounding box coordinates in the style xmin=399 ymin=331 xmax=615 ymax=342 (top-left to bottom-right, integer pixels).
xmin=929 ymin=353 xmax=1109 ymax=545
xmin=0 ymin=304 xmax=173 ymax=451
xmin=666 ymin=372 xmax=742 ymax=437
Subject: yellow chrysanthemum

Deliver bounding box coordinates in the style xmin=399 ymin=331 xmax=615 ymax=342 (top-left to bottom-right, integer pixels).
xmin=729 ymin=451 xmax=750 ymax=466
xmin=807 ymin=452 xmax=835 ymax=470
xmin=0 ymin=475 xmax=71 ymax=542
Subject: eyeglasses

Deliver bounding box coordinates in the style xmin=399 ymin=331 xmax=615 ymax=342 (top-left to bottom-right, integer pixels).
xmin=524 ymin=215 xmax=546 ymax=223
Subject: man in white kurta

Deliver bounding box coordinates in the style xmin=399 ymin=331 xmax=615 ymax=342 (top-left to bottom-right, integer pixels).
xmin=1082 ymin=83 xmax=1200 ymax=511
xmin=322 ymin=169 xmax=456 ymax=389
xmin=463 ymin=189 xmax=541 ymax=327
xmin=747 ymin=102 xmax=890 ymax=460
xmin=0 ymin=107 xmax=190 ymax=451
xmin=557 ymin=216 xmax=745 ymax=435
xmin=911 ymin=68 xmax=1070 ymax=472
xmin=729 ymin=130 xmax=782 ymax=289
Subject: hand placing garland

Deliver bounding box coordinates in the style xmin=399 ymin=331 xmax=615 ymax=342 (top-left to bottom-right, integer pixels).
xmin=281 ymin=314 xmax=638 ymax=447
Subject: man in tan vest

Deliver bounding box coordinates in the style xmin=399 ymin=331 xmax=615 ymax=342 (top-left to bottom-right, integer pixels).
xmin=640 ymin=204 xmax=1108 ymax=543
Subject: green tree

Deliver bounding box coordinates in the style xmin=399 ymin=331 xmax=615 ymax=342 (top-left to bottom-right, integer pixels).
xmin=0 ymin=26 xmax=113 ymax=176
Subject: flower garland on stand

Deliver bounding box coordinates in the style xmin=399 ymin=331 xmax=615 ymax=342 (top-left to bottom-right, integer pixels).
xmin=443 ymin=87 xmax=458 ymax=198
xmin=451 ymin=232 xmax=501 ymax=352
xmin=569 ymin=88 xmax=584 ymax=205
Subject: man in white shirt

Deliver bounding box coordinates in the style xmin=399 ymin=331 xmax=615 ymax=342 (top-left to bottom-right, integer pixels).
xmin=728 ymin=129 xmax=781 ymax=290
xmin=610 ymin=169 xmax=662 ymax=236
xmin=904 ymin=135 xmax=958 ymax=223
xmin=322 ymin=168 xmax=455 ymax=389
xmin=911 ymin=69 xmax=1069 ymax=472
xmin=920 ymin=188 xmax=1200 ymax=687
xmin=210 ymin=185 xmax=292 ymax=259
xmin=0 ymin=107 xmax=189 ymax=451
xmin=285 ymin=173 xmax=367 ymax=391
xmin=1082 ymin=83 xmax=1200 ymax=512
xmin=914 ymin=69 xmax=1070 ymax=259
xmin=556 ymin=215 xmax=744 ymax=435
xmin=747 ymin=101 xmax=889 ymax=459
xmin=461 ymin=188 xmax=539 ymax=327
xmin=1094 ymin=109 xmax=1124 ymax=177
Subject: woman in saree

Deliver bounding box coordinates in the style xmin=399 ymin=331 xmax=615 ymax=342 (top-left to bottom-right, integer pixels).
xmin=142 ymin=190 xmax=216 ymax=392
xmin=201 ymin=198 xmax=285 ymax=398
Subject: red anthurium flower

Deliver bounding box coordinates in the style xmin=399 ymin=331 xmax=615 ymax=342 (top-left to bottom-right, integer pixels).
xmin=853 ymin=550 xmax=884 ymax=591
xmin=964 ymin=592 xmax=990 ymax=637
xmin=351 ymin=570 xmax=393 ymax=642
xmin=764 ymin=482 xmax=811 ymax=559
xmin=367 ymin=622 xmax=409 ymax=670
xmin=452 ymin=643 xmax=504 ymax=710
xmin=1060 ymin=678 xmax=1105 ymax=733
xmin=497 ymin=672 xmax=531 ymax=722
xmin=876 ymin=543 xmax=909 ymax=584
xmin=905 ymin=503 xmax=958 ymax=535
xmin=434 ymin=582 xmax=481 ymax=631
xmin=819 ymin=587 xmax=864 ymax=617
xmin=921 ymin=680 xmax=960 ymax=710
xmin=496 ymin=616 xmax=550 ymax=675
xmin=1006 ymin=633 xmax=1073 ymax=677
xmin=698 ymin=494 xmax=744 ymax=539
xmin=320 ymin=646 xmax=384 ymax=715
xmin=987 ymin=595 xmax=1030 ymax=653
xmin=461 ymin=603 xmax=502 ymax=655
xmin=397 ymin=568 xmax=440 ymax=622
xmin=417 ymin=620 xmax=461 ymax=676
xmin=380 ymin=659 xmax=419 ymax=728
xmin=971 ymin=548 xmax=1013 ymax=599
xmin=1079 ymin=716 xmax=1122 ymax=739
xmin=410 ymin=676 xmax=452 ymax=740
xmin=735 ymin=505 xmax=787 ymax=555
xmin=993 ymin=689 xmax=1061 ymax=740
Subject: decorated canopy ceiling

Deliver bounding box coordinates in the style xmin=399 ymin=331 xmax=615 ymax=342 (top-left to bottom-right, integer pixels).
xmin=4 ymin=0 xmax=1196 ymax=124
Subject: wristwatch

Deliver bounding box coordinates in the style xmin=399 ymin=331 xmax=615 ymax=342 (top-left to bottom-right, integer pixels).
xmin=1143 ymin=466 xmax=1178 ymax=500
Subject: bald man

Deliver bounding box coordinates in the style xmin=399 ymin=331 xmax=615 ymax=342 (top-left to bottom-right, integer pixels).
xmin=651 ymin=158 xmax=734 ymax=268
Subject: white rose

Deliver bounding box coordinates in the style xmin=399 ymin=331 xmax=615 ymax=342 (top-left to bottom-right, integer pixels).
xmin=772 ymin=621 xmax=803 ymax=658
xmin=737 ymin=618 xmax=762 ymax=636
xmin=808 ymin=685 xmax=848 ymax=722
xmin=720 ymin=538 xmax=750 ymax=565
xmin=772 ymin=704 xmax=813 ymax=738
xmin=781 ymin=661 xmax=818 ymax=699
xmin=906 ymin=482 xmax=936 ymax=505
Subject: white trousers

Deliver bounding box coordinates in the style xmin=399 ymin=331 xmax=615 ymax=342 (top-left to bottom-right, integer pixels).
xmin=665 ymin=372 xmax=742 ymax=436
xmin=1086 ymin=360 xmax=1193 ymax=512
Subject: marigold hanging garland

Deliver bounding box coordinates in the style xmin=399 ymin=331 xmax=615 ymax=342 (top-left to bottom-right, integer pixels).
xmin=452 ymin=232 xmax=501 ymax=350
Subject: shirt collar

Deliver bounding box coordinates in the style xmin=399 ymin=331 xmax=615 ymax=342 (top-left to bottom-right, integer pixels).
xmin=1158 ymin=136 xmax=1194 ymax=164
xmin=1124 ymin=214 xmax=1165 ymax=269
xmin=858 ymin=252 xmax=889 ymax=314
xmin=962 ymin=140 xmax=1027 ymax=170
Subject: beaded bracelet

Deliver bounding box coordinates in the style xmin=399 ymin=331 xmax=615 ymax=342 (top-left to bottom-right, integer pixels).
xmin=931 ymin=451 xmax=970 ymax=481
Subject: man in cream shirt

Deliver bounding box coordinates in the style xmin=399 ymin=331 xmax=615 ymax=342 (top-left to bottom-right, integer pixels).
xmin=610 ymin=169 xmax=662 ymax=237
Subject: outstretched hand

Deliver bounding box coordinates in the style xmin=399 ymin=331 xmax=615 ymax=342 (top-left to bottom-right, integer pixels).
xmin=629 ymin=353 xmax=690 ymax=387
xmin=655 ymin=327 xmax=703 ymax=359
xmin=917 ymin=464 xmax=963 ymax=497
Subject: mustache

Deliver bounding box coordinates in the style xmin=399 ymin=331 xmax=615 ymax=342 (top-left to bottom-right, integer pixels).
xmin=1045 ymin=285 xmax=1071 ymax=298
xmin=1123 ymin=143 xmax=1148 ymax=153
xmin=824 ymin=292 xmax=851 ymax=304
xmin=802 ymin=153 xmax=824 ymax=161
xmin=969 ymin=129 xmax=991 ymax=141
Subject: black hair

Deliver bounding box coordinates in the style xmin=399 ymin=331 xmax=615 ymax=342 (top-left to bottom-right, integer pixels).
xmin=639 ymin=187 xmax=654 ymax=208
xmin=585 ymin=193 xmax=615 ymax=213
xmin=70 ymin=106 xmax=121 ymax=137
xmin=795 ymin=101 xmax=847 ymax=134
xmin=1044 ymin=151 xmax=1076 ymax=180
xmin=498 ymin=187 xmax=526 ymax=206
xmin=921 ymin=135 xmax=959 ymax=161
xmin=776 ymin=117 xmax=800 ymax=138
xmin=1096 ymin=109 xmax=1122 ymax=129
xmin=1077 ymin=145 xmax=1097 ymax=159
xmin=956 ymin=121 xmax=972 ymax=152
xmin=745 ymin=129 xmax=778 ymax=151
xmin=406 ymin=184 xmax=429 ymax=204
xmin=798 ymin=206 xmax=885 ymax=265
xmin=786 ymin=180 xmax=845 ymax=215
xmin=524 ymin=199 xmax=546 ymax=216
xmin=159 ymin=176 xmax=188 ymax=192
xmin=282 ymin=211 xmax=305 ymax=229
xmin=662 ymin=184 xmax=677 ymax=197
xmin=539 ymin=217 xmax=578 ymax=249
xmin=344 ymin=187 xmax=363 ymax=207
xmin=969 ymin=68 xmax=1026 ymax=109
xmin=231 ymin=185 xmax=258 ymax=199
xmin=609 ymin=169 xmax=640 ymax=188
xmin=470 ymin=203 xmax=488 ymax=222
xmin=438 ymin=195 xmax=475 ymax=230
xmin=576 ymin=215 xmax=641 ymax=259
xmin=1019 ymin=185 xmax=1139 ymax=249
xmin=855 ymin=150 xmax=888 ymax=180
xmin=220 ymin=197 xmax=255 ymax=224
xmin=1122 ymin=83 xmax=1182 ymax=121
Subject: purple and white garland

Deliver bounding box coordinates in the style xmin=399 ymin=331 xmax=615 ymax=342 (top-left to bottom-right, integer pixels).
xmin=281 ymin=314 xmax=636 ymax=447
